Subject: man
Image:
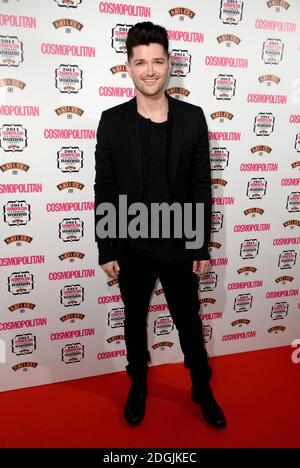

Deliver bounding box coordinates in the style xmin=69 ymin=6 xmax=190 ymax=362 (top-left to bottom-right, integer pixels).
xmin=94 ymin=22 xmax=226 ymax=429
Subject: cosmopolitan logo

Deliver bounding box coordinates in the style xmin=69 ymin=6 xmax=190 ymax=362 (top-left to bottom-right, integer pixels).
xmin=273 ymin=237 xmax=300 ymax=246
xmin=0 ymin=35 xmax=23 ymax=67
xmin=247 ymin=93 xmax=286 ymax=104
xmin=3 ymin=201 xmax=30 ymax=226
xmin=167 ymin=29 xmax=204 ymax=43
xmin=289 ymin=115 xmax=300 ymax=124
xmin=265 ymin=289 xmax=298 ymax=299
xmin=4 ymin=235 xmax=32 ymax=245
xmin=55 ymin=65 xmax=83 ymax=93
xmin=222 ymin=331 xmax=256 ymax=341
xmin=0 ymin=183 xmax=42 ymax=193
xmin=55 ymin=106 xmax=83 ymax=116
xmin=0 ymin=318 xmax=46 ymax=331
xmin=169 ymin=8 xmax=195 ymax=19
xmin=0 ymin=105 xmax=39 ymax=116
xmin=0 ymin=162 xmax=29 ymax=173
xmin=281 ymin=177 xmax=300 ymax=186
xmin=49 ymin=269 xmax=95 ymax=280
xmin=50 ymin=328 xmax=95 ymax=341
xmin=200 ymin=312 xmax=223 ymax=321
xmin=241 ymin=163 xmax=278 ymax=171
xmin=0 ymin=78 xmax=26 ymax=90
xmin=258 ymin=75 xmax=280 ymax=85
xmin=228 ymin=280 xmax=263 ymax=290
xmin=62 ymin=343 xmax=84 ymax=364
xmin=0 ymin=124 xmax=27 ymax=152
xmin=262 ymin=39 xmax=284 ymax=65
xmin=170 ymin=49 xmax=191 ymax=76
xmin=212 ymin=196 xmax=235 ymax=205
xmin=149 ymin=303 xmax=169 ymax=313
xmin=217 ymin=34 xmax=241 ymax=45
xmin=214 ymin=74 xmax=236 ymax=100
xmin=0 ymin=14 xmax=36 ymax=28
xmin=210 ymin=257 xmax=228 ymax=267
xmin=97 ymin=349 xmax=126 ymax=360
xmin=0 ymin=255 xmax=44 ymax=267
xmin=255 ymin=19 xmax=295 ymax=32
xmin=99 ymin=2 xmax=150 ymax=16
xmin=44 ymin=129 xmax=95 ymax=139
xmin=99 ymin=86 xmax=135 ymax=97
xmin=211 ymin=111 xmax=234 ymax=121
xmin=220 ymin=0 xmax=244 ymax=25
xmin=112 ymin=24 xmax=132 ymax=53
xmin=53 ymin=19 xmax=83 ymax=31
xmin=12 ymin=362 xmax=38 ymax=371
xmin=12 ymin=333 xmax=36 ymax=356
xmin=208 ymin=131 xmax=240 ymax=141
xmin=234 ymin=223 xmax=270 ymax=233
xmin=46 ymin=201 xmax=94 ymax=212
xmin=205 ymin=56 xmax=248 ymax=68
xmin=98 ymin=294 xmax=122 ymax=304
xmin=41 ymin=43 xmax=95 ymax=57
xmin=9 ymin=302 xmax=36 ymax=312
xmin=55 ymin=0 xmax=82 ymax=7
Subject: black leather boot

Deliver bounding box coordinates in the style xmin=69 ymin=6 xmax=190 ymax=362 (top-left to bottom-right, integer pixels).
xmin=124 ymin=371 xmax=148 ymax=426
xmin=191 ymin=384 xmax=227 ymax=429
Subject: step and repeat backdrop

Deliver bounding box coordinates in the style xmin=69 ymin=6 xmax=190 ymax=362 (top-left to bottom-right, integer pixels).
xmin=0 ymin=0 xmax=300 ymax=392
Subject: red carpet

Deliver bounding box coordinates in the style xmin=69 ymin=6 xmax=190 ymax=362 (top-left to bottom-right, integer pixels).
xmin=1 ymin=345 xmax=299 ymax=448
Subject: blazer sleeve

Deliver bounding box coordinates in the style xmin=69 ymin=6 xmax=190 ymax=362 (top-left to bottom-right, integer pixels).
xmin=94 ymin=112 xmax=118 ymax=265
xmin=191 ymin=108 xmax=212 ymax=261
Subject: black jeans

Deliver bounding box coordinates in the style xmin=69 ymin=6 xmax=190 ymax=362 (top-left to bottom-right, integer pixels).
xmin=117 ymin=243 xmax=212 ymax=386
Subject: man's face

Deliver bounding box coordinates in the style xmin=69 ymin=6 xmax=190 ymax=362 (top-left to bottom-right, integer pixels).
xmin=126 ymin=43 xmax=170 ymax=97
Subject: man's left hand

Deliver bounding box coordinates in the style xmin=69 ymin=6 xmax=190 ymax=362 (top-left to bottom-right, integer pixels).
xmin=192 ymin=259 xmax=210 ymax=275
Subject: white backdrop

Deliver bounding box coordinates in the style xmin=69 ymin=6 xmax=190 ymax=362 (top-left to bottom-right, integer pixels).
xmin=0 ymin=0 xmax=299 ymax=392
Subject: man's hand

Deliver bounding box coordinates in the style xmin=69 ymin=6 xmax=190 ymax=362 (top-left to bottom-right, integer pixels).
xmin=192 ymin=259 xmax=210 ymax=275
xmin=101 ymin=260 xmax=120 ymax=278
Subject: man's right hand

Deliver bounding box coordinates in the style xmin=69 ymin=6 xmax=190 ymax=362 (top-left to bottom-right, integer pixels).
xmin=101 ymin=260 xmax=120 ymax=278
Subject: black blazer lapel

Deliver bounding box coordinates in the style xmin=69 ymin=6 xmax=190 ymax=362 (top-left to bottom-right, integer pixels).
xmin=167 ymin=93 xmax=183 ymax=196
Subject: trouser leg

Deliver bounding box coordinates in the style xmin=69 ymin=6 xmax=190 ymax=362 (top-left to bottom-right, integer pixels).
xmin=158 ymin=260 xmax=211 ymax=386
xmin=117 ymin=245 xmax=158 ymax=380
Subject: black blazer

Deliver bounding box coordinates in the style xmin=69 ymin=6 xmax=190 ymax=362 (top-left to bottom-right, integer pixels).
xmin=94 ymin=92 xmax=212 ymax=265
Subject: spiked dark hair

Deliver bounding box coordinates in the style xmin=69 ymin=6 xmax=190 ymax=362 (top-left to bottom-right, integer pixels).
xmin=126 ymin=21 xmax=169 ymax=61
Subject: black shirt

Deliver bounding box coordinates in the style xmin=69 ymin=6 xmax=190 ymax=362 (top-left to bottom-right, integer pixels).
xmin=128 ymin=112 xmax=188 ymax=261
